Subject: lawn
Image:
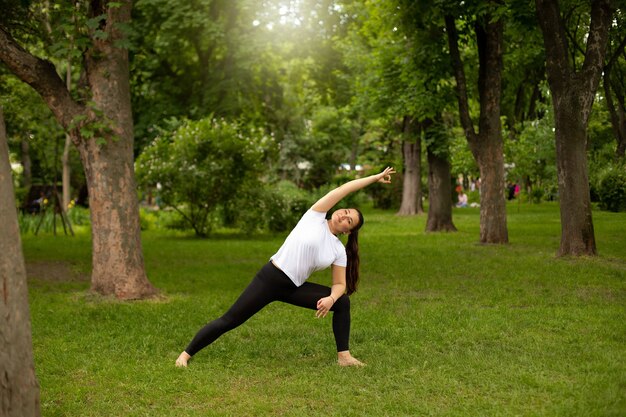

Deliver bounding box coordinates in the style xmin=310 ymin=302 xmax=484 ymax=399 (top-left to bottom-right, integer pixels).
xmin=22 ymin=202 xmax=626 ymax=416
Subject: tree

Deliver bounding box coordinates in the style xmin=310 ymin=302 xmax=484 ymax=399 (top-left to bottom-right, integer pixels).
xmin=0 ymin=106 xmax=41 ymax=417
xmin=535 ymin=0 xmax=613 ymax=255
xmin=445 ymin=2 xmax=509 ymax=244
xmin=341 ymin=1 xmax=427 ymax=217
xmin=0 ymin=0 xmax=156 ymax=298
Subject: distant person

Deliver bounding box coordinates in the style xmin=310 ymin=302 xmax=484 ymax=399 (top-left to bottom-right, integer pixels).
xmin=456 ymin=190 xmax=468 ymax=208
xmin=507 ymin=182 xmax=516 ymax=200
xmin=176 ymin=167 xmax=397 ymax=368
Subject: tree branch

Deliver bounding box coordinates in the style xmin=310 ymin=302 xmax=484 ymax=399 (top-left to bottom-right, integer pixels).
xmin=605 ymin=34 xmax=626 ymax=72
xmin=444 ymin=14 xmax=477 ymax=142
xmin=581 ymin=0 xmax=612 ymax=82
xmin=535 ymin=0 xmax=571 ymax=91
xmin=0 ymin=27 xmax=84 ymax=128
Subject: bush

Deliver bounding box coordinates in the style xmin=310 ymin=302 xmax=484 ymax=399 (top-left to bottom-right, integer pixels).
xmin=214 ymin=180 xmax=313 ymax=234
xmin=597 ymin=167 xmax=626 ymax=212
xmin=66 ymin=206 xmax=90 ymax=226
xmin=139 ymin=208 xmax=158 ymax=231
xmin=369 ymin=177 xmax=402 ymax=209
xmin=268 ymin=181 xmax=316 ymax=232
xmin=14 ymin=187 xmax=28 ymax=209
xmin=139 ymin=207 xmax=192 ymax=232
xmin=224 ymin=178 xmax=374 ymax=234
xmin=135 ymin=118 xmax=269 ymax=237
xmin=529 ymin=187 xmax=544 ymax=204
xmin=18 ymin=209 xmax=84 ymax=235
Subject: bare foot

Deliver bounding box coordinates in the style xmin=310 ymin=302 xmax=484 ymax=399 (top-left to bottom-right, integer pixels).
xmin=337 ymin=351 xmax=366 ymax=367
xmin=175 ymin=351 xmax=191 ymax=367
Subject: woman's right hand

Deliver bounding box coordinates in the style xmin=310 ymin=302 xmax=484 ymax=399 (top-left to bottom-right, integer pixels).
xmin=377 ymin=167 xmax=396 ymax=184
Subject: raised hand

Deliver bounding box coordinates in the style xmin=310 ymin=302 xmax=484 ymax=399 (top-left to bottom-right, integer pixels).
xmin=377 ymin=167 xmax=396 ymax=184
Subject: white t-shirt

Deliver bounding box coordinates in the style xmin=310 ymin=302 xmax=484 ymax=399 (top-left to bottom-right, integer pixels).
xmin=270 ymin=209 xmax=347 ymax=287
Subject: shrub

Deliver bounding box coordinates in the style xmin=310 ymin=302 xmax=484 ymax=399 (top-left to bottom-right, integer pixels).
xmin=66 ymin=206 xmax=90 ymax=226
xmin=269 ymin=181 xmax=316 ymax=232
xmin=529 ymin=187 xmax=544 ymax=204
xmin=597 ymin=167 xmax=626 ymax=212
xmin=135 ymin=118 xmax=269 ymax=236
xmin=139 ymin=208 xmax=158 ymax=231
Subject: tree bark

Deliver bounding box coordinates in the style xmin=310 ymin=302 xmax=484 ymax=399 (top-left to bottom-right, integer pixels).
xmin=0 ymin=1 xmax=157 ymax=298
xmin=397 ymin=116 xmax=424 ymax=216
xmin=425 ymin=141 xmax=456 ymax=232
xmin=62 ymin=62 xmax=72 ymax=209
xmin=0 ymin=106 xmax=42 ymax=417
xmin=445 ymin=9 xmax=508 ymax=244
xmin=536 ymin=0 xmax=612 ymax=256
xmin=20 ymin=138 xmax=32 ymax=190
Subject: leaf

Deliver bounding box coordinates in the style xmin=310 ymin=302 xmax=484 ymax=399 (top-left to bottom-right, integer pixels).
xmin=86 ymin=14 xmax=106 ymax=30
xmin=80 ymin=127 xmax=94 ymax=138
xmin=69 ymin=114 xmax=87 ymax=130
xmin=93 ymin=30 xmax=109 ymax=40
xmin=114 ymin=39 xmax=132 ymax=50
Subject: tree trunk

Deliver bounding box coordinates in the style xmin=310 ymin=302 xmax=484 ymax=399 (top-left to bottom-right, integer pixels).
xmin=554 ymin=101 xmax=596 ymax=254
xmin=397 ymin=117 xmax=423 ymax=216
xmin=445 ymin=9 xmax=508 ymax=244
xmin=80 ymin=1 xmax=156 ymax=298
xmin=536 ymin=0 xmax=612 ymax=256
xmin=62 ymin=62 xmax=72 ymax=209
xmin=473 ymin=135 xmax=508 ymax=243
xmin=0 ymin=106 xmax=41 ymax=417
xmin=20 ymin=138 xmax=32 ymax=189
xmin=62 ymin=133 xmax=71 ymax=208
xmin=398 ymin=141 xmax=422 ymax=215
xmin=425 ymin=144 xmax=456 ymax=232
xmin=0 ymin=1 xmax=157 ymax=299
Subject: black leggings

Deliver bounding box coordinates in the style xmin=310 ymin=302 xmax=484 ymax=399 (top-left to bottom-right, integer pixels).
xmin=184 ymin=262 xmax=351 ymax=356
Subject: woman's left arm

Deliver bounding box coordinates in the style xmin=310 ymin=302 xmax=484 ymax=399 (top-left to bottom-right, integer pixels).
xmin=316 ymin=265 xmax=347 ymax=318
xmin=311 ymin=167 xmax=396 ymax=213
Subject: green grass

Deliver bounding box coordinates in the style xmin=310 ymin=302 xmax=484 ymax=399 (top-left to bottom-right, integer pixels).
xmin=23 ymin=202 xmax=626 ymax=416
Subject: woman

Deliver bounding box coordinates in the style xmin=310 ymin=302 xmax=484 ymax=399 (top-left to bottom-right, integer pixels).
xmin=176 ymin=167 xmax=396 ymax=367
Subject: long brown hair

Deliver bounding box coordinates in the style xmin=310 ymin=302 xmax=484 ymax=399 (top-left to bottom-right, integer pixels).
xmin=345 ymin=209 xmax=364 ymax=295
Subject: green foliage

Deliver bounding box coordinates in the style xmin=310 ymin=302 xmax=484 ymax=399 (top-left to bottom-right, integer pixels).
xmin=138 ymin=207 xmax=186 ymax=231
xmin=17 ymin=206 xmax=90 ymax=235
xmin=14 ymin=187 xmax=28 ymax=209
xmin=0 ymin=73 xmax=76 ymax=186
xmin=504 ymin=108 xmax=557 ymax=201
xmin=66 ymin=206 xmax=90 ymax=226
xmin=595 ymin=165 xmax=626 ymax=212
xmin=301 ymin=106 xmax=354 ymax=189
xmin=135 ymin=118 xmax=269 ymax=236
xmin=265 ymin=181 xmax=314 ymax=232
xmin=449 ymin=127 xmax=479 ymax=178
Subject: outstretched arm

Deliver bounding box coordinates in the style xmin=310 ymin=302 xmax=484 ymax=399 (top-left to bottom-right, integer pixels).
xmin=311 ymin=167 xmax=396 ymax=213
